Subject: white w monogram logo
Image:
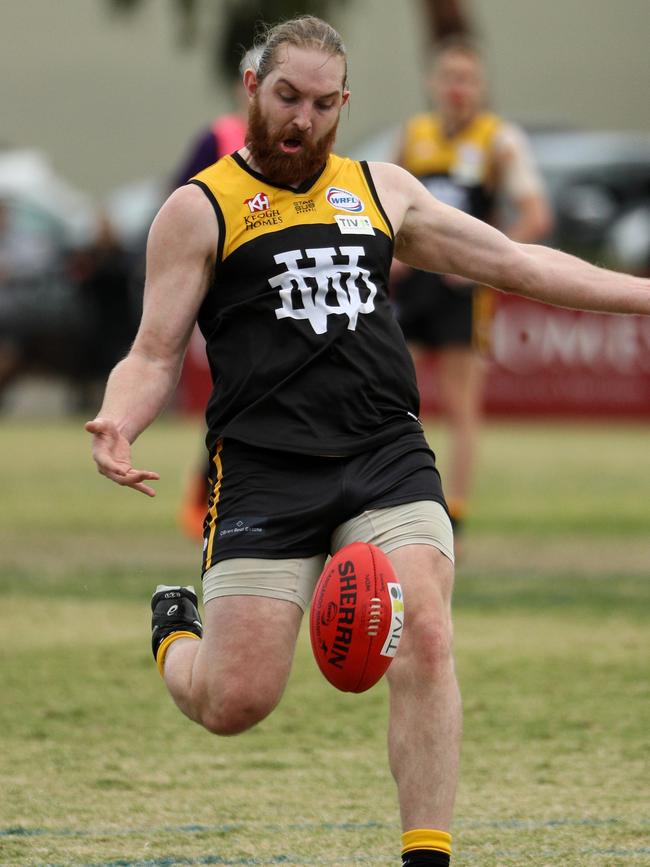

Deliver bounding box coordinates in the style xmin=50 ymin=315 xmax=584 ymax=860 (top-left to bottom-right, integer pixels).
xmin=269 ymin=246 xmax=377 ymax=335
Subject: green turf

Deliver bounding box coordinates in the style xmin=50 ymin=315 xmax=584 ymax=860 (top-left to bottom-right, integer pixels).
xmin=2 ymin=416 xmax=649 ymax=866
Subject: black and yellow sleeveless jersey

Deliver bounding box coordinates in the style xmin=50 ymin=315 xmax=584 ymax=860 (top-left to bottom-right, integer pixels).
xmin=191 ymin=152 xmax=422 ymax=456
xmin=400 ymin=111 xmax=502 ymax=221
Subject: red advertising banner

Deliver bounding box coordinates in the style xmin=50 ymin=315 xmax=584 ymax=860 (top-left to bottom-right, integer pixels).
xmin=418 ymin=294 xmax=650 ymax=417
xmin=177 ymin=296 xmax=650 ymax=419
xmin=176 ymin=325 xmax=212 ymax=415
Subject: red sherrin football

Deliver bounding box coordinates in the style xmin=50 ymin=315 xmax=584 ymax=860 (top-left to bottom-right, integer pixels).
xmin=309 ymin=542 xmax=404 ymax=693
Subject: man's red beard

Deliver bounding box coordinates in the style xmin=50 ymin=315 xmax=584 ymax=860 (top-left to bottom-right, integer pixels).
xmin=246 ymin=95 xmax=339 ymax=187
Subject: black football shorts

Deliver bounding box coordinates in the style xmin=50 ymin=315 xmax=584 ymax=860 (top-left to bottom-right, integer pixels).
xmin=394 ymin=269 xmax=478 ymax=348
xmin=201 ymin=431 xmax=447 ymax=573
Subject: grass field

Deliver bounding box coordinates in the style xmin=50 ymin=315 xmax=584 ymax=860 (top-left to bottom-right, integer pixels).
xmin=2 ymin=415 xmax=649 ymax=866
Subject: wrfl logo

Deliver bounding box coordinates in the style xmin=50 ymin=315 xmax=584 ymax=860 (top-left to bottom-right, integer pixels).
xmin=326 ymin=186 xmax=364 ymax=213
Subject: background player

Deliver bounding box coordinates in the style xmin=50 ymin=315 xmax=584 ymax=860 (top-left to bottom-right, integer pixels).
xmin=173 ymin=48 xmax=259 ymax=540
xmin=393 ymin=38 xmax=553 ymax=545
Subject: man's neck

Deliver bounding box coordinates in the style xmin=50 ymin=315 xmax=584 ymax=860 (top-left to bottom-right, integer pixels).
xmin=439 ymin=110 xmax=478 ymax=138
xmin=237 ymin=147 xmax=326 ymax=190
xmin=239 ymin=146 xmax=258 ymax=172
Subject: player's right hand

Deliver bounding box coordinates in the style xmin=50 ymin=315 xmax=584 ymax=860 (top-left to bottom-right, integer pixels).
xmin=85 ymin=418 xmax=160 ymax=497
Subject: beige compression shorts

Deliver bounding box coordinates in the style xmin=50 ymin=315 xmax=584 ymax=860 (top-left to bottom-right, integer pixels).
xmin=202 ymin=499 xmax=454 ymax=611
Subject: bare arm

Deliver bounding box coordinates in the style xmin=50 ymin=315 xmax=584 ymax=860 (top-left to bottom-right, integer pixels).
xmin=502 ymin=193 xmax=552 ymax=244
xmin=86 ymin=184 xmax=218 ymax=495
xmin=371 ymin=161 xmax=650 ymax=316
xmin=492 ymin=122 xmax=553 ymax=243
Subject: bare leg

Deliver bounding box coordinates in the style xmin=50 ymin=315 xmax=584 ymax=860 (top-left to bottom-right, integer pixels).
xmin=386 ymin=544 xmax=461 ymax=831
xmin=162 ymin=594 xmax=304 ymax=735
xmin=437 ymin=345 xmax=485 ymax=512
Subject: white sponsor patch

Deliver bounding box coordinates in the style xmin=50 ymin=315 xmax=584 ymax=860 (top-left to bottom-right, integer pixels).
xmin=335 ymin=214 xmax=375 ymax=235
xmin=380 ymin=582 xmax=404 ymax=658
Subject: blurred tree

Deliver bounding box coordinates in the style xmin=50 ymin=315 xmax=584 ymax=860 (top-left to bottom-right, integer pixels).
xmin=420 ymin=0 xmax=474 ymax=43
xmin=105 ymin=0 xmax=348 ymax=81
xmin=214 ymin=0 xmax=348 ymax=82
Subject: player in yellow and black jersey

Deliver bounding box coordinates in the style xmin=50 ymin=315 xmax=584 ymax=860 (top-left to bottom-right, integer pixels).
xmin=393 ymin=38 xmax=552 ymax=542
xmin=190 ymin=151 xmax=448 ymax=578
xmin=192 ymin=151 xmax=419 ymax=457
xmin=86 ymin=16 xmax=650 ymax=867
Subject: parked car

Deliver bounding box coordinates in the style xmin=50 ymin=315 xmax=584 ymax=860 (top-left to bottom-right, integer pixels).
xmin=530 ymin=129 xmax=650 ymax=271
xmin=0 ymin=149 xmax=142 ymax=410
xmin=0 ymin=148 xmax=98 ymax=247
xmin=349 ymin=126 xmax=650 ymax=274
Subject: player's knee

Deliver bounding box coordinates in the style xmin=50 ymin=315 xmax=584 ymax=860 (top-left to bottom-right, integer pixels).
xmin=197 ymin=680 xmax=279 ymax=736
xmin=199 ymin=705 xmax=268 ymax=737
xmin=418 ymin=617 xmax=454 ymax=674
xmin=393 ymin=613 xmax=454 ymax=681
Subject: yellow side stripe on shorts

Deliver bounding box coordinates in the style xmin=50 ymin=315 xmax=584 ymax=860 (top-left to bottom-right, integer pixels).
xmin=472 ymin=284 xmax=496 ymax=356
xmin=204 ymin=439 xmax=224 ymax=570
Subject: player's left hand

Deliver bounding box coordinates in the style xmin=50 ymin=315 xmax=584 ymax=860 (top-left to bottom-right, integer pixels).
xmin=85 ymin=418 xmax=160 ymax=497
